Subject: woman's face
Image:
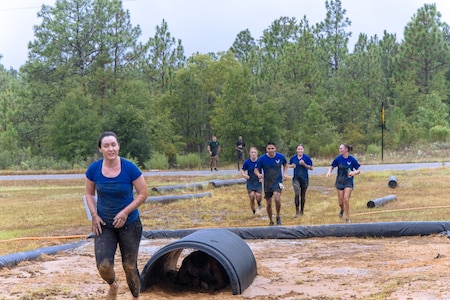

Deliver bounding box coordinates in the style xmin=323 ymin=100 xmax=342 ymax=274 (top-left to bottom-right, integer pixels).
xmin=339 ymin=144 xmax=347 ymax=155
xmin=99 ymin=135 xmax=120 ymax=160
xmin=250 ymin=148 xmax=258 ymax=159
xmin=296 ymin=145 xmax=304 ymax=156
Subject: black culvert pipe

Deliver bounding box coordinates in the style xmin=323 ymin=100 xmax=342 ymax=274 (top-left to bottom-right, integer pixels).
xmin=209 ymin=178 xmax=246 ymax=187
xmin=367 ymin=194 xmax=397 ymax=208
xmin=142 ymin=221 xmax=450 ymax=240
xmin=388 ymin=176 xmax=398 ymax=188
xmin=140 ymin=228 xmax=257 ymax=295
xmin=151 ymin=182 xmax=207 ymax=193
xmin=145 ymin=192 xmax=212 ymax=203
xmin=0 ymin=240 xmax=87 ymax=269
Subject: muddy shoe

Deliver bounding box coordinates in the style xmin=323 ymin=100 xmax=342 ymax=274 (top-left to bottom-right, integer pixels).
xmin=339 ymin=209 xmax=344 ymax=218
xmin=276 ymin=216 xmax=282 ymax=225
xmin=269 ymin=221 xmax=274 ymax=226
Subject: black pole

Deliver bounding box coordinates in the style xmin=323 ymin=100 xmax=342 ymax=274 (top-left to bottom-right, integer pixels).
xmin=381 ymin=100 xmax=385 ymax=161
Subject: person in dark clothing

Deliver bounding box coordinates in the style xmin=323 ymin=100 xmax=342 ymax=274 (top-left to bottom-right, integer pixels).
xmin=236 ymin=135 xmax=246 ymax=170
xmin=207 ymin=135 xmax=220 ymax=171
xmin=241 ymin=146 xmax=263 ymax=215
xmin=254 ymin=142 xmax=288 ymax=226
xmin=289 ymin=144 xmax=313 ymax=217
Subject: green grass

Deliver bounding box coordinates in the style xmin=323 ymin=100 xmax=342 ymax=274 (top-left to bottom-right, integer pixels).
xmin=1 ymin=166 xmax=450 ymax=256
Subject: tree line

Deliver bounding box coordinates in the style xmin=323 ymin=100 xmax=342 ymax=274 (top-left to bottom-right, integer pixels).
xmin=0 ymin=0 xmax=449 ymax=169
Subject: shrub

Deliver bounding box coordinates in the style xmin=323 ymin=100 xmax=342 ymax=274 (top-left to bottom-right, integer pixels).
xmin=144 ymin=153 xmax=169 ymax=170
xmin=366 ymin=144 xmax=381 ymax=156
xmin=0 ymin=150 xmax=15 ymax=169
xmin=319 ymin=142 xmax=340 ymax=158
xmin=176 ymin=153 xmax=201 ymax=169
xmin=429 ymin=125 xmax=449 ymax=142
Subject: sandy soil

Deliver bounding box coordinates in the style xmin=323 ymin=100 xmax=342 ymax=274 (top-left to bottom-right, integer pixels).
xmin=1 ymin=234 xmax=450 ymax=300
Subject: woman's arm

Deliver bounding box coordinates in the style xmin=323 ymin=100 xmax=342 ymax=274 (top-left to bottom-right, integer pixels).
xmin=85 ymin=178 xmax=105 ymax=234
xmin=326 ymin=166 xmax=334 ymax=177
xmin=125 ymin=175 xmax=148 ymax=215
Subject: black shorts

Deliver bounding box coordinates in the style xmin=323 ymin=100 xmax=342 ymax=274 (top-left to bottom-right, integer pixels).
xmin=247 ymin=181 xmax=262 ymax=193
xmin=264 ymin=187 xmax=281 ymax=200
xmin=335 ymin=176 xmax=354 ymax=190
xmin=237 ymin=151 xmax=244 ymax=160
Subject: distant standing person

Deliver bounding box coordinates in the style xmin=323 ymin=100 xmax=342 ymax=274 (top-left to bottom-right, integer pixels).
xmin=289 ymin=144 xmax=313 ymax=217
xmin=85 ymin=131 xmax=148 ymax=300
xmin=236 ymin=135 xmax=246 ymax=170
xmin=255 ymin=142 xmax=288 ymax=226
xmin=208 ymin=135 xmax=220 ymax=171
xmin=326 ymin=143 xmax=361 ymax=223
xmin=241 ymin=146 xmax=263 ymax=215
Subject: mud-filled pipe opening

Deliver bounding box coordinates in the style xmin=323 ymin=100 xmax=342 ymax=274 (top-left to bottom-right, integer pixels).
xmin=142 ymin=248 xmax=230 ymax=294
xmin=140 ymin=228 xmax=257 ymax=295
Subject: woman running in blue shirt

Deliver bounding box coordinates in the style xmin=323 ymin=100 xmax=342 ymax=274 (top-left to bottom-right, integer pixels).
xmin=289 ymin=144 xmax=313 ymax=217
xmin=85 ymin=131 xmax=148 ymax=299
xmin=326 ymin=143 xmax=361 ymax=223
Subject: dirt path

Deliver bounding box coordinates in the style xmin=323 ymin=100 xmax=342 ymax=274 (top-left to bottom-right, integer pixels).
xmin=1 ymin=235 xmax=449 ymax=299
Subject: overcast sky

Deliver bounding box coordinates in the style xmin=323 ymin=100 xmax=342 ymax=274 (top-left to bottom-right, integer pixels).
xmin=1 ymin=0 xmax=450 ymax=70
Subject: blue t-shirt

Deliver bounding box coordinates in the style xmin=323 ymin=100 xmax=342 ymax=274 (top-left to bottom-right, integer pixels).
xmin=330 ymin=155 xmax=361 ymax=187
xmin=289 ymin=154 xmax=313 ymax=183
xmin=85 ymin=157 xmax=142 ymax=227
xmin=256 ymin=152 xmax=287 ymax=192
xmin=242 ymin=158 xmax=262 ymax=191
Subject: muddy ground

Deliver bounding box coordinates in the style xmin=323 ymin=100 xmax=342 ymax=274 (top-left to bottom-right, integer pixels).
xmin=1 ymin=233 xmax=450 ymax=300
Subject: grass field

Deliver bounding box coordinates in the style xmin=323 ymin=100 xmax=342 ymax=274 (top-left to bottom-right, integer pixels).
xmin=1 ymin=164 xmax=450 ymax=257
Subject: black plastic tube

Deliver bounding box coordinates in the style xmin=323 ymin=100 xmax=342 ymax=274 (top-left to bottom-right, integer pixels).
xmin=145 ymin=192 xmax=212 ymax=203
xmin=142 ymin=221 xmax=450 ymax=240
xmin=209 ymin=178 xmax=246 ymax=187
xmin=0 ymin=240 xmax=87 ymax=269
xmin=151 ymin=182 xmax=207 ymax=193
xmin=140 ymin=228 xmax=257 ymax=295
xmin=388 ymin=176 xmax=398 ymax=188
xmin=367 ymin=194 xmax=397 ymax=208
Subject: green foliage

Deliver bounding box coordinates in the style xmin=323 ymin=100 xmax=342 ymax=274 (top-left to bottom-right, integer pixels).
xmin=318 ymin=142 xmax=341 ymax=158
xmin=144 ymin=152 xmax=169 ymax=170
xmin=300 ymin=99 xmax=336 ymax=157
xmin=0 ymin=147 xmax=75 ymax=170
xmin=416 ymin=93 xmax=449 ymax=133
xmin=2 ymin=0 xmax=450 ymax=170
xmin=429 ymin=125 xmax=450 ymax=142
xmin=342 ymin=122 xmax=365 ymax=151
xmin=0 ymin=150 xmax=16 ymax=169
xmin=366 ymin=144 xmax=382 ymax=156
xmin=176 ymin=153 xmax=202 ymax=169
xmin=44 ymin=85 xmax=100 ymax=165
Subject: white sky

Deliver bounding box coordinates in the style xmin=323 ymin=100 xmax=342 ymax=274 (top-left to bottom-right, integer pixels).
xmin=1 ymin=0 xmax=450 ymax=70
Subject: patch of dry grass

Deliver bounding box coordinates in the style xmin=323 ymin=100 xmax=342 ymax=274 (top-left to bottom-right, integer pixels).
xmin=141 ymin=167 xmax=450 ymax=229
xmin=1 ymin=166 xmax=450 ymax=256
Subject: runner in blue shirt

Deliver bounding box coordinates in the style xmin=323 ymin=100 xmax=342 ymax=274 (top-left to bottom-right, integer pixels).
xmin=289 ymin=144 xmax=313 ymax=217
xmin=326 ymin=143 xmax=361 ymax=223
xmin=241 ymin=146 xmax=263 ymax=215
xmin=85 ymin=131 xmax=148 ymax=299
xmin=255 ymin=142 xmax=288 ymax=226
